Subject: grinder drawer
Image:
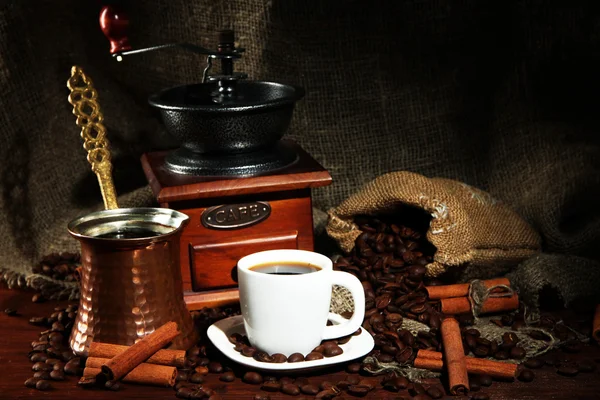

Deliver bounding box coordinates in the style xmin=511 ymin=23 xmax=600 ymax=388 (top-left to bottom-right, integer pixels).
xmin=188 ymin=231 xmax=298 ymax=291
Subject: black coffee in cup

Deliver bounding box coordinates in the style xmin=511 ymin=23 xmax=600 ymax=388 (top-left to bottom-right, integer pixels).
xmin=249 ymin=262 xmax=321 ymax=275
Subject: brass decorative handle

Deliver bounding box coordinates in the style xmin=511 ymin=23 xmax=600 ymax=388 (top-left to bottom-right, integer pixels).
xmin=67 ymin=66 xmax=119 ymax=210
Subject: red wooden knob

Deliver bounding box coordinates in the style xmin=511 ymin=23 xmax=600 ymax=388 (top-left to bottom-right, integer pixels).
xmin=99 ymin=5 xmax=131 ymax=55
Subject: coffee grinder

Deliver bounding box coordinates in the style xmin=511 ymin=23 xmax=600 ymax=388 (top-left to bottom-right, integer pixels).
xmin=100 ymin=6 xmax=332 ymax=310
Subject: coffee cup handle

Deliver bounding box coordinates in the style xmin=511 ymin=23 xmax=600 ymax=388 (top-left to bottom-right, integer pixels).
xmin=321 ymin=271 xmax=366 ymax=340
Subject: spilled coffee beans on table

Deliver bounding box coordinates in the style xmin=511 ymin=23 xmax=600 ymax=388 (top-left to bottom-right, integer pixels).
xmin=19 ymin=218 xmax=597 ymax=399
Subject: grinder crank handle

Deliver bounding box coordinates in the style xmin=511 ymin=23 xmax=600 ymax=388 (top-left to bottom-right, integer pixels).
xmin=99 ymin=5 xmax=242 ymax=61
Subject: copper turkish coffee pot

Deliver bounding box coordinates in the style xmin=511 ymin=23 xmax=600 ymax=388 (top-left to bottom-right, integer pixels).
xmin=66 ymin=67 xmax=197 ymax=356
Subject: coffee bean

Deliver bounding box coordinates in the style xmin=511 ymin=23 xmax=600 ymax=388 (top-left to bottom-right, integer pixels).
xmin=470 ymin=393 xmax=490 ymax=400
xmin=470 ymin=380 xmax=481 ymax=392
xmin=176 ymin=387 xmax=193 ymax=399
xmin=4 ymin=308 xmax=17 ymax=316
xmin=254 ymin=395 xmax=271 ymax=400
xmin=473 ymin=346 xmax=490 ymax=357
xmin=336 ymin=380 xmax=350 ymax=390
xmin=319 ymin=381 xmax=336 ymax=390
xmin=243 ymin=371 xmax=263 ymax=384
xmin=413 ymin=395 xmax=432 ymax=400
xmin=48 ymin=332 xmax=63 ymax=343
xmin=306 ymin=352 xmax=325 ymax=361
xmin=208 ymin=361 xmax=223 ymax=373
xmin=219 ymin=371 xmax=235 ymax=382
xmin=288 ymin=353 xmax=305 ymax=363
xmin=280 ymin=377 xmax=295 ymax=385
xmin=186 ymin=346 xmax=202 ymax=359
xmin=407 ymin=265 xmax=426 ymax=280
xmin=261 ymin=381 xmax=282 ymax=392
xmin=426 ymin=385 xmax=444 ymax=399
xmin=253 ymin=351 xmax=274 ymax=363
xmin=376 ymin=294 xmax=392 ymax=310
xmin=194 ymin=366 xmax=209 ymax=375
xmin=29 ymin=317 xmax=47 ymax=326
xmin=495 ymin=351 xmax=508 ymax=360
xmin=190 ymin=373 xmax=204 ymax=384
xmin=24 ymin=377 xmax=39 ymax=388
xmin=49 ymin=370 xmax=65 ymax=381
xmin=300 ymin=384 xmax=320 ymax=395
xmin=510 ymin=346 xmax=526 ymax=359
xmin=281 ymin=383 xmax=300 ymax=395
xmin=524 ymin=358 xmax=544 ymax=369
xmin=35 ymin=380 xmax=51 ymax=391
xmin=347 ymin=375 xmax=361 ymax=385
xmin=324 ymin=345 xmax=343 ymax=357
xmin=518 ymin=369 xmax=535 ymax=382
xmin=272 ymin=353 xmax=287 ymax=363
xmin=105 ymin=380 xmax=121 ymax=391
xmin=337 ymin=335 xmax=352 ymax=344
xmin=347 ymin=385 xmax=371 ymax=396
xmin=578 ymin=359 xmax=596 ymax=372
xmin=33 ymin=370 xmax=51 ymax=380
xmin=377 ymin=353 xmax=394 ymax=363
xmin=385 ymin=313 xmax=403 ymax=324
xmin=32 ymin=362 xmax=52 ymax=372
xmin=61 ymin=351 xmax=75 ymax=361
xmin=409 ymin=382 xmax=426 ymax=395
xmin=228 ymin=332 xmax=243 ymax=344
xmin=557 ymin=365 xmax=579 ymax=376
xmin=345 ymin=362 xmax=360 ymax=374
xmin=315 ymin=389 xmax=338 ymax=399
xmin=30 ymin=353 xmax=48 ymax=363
xmin=198 ymin=357 xmax=210 ymax=367
xmin=176 ymin=371 xmax=189 ymax=382
xmin=478 ymin=374 xmax=492 ymax=387
xmin=395 ymin=347 xmax=413 ymax=364
xmin=429 ymin=314 xmax=441 ymax=331
xmin=241 ymin=346 xmax=257 ymax=357
xmin=32 ymin=294 xmax=46 ymax=303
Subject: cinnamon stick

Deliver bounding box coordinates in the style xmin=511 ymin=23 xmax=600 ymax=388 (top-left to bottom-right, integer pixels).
xmin=425 ymin=278 xmax=511 ymax=300
xmin=593 ymin=304 xmax=600 ymax=342
xmin=414 ymin=349 xmax=518 ymax=379
xmin=82 ymin=365 xmax=177 ymax=387
xmin=441 ymin=317 xmax=469 ymax=395
xmin=89 ymin=342 xmax=186 ymax=368
xmin=101 ymin=321 xmax=180 ymax=381
xmin=440 ymin=293 xmax=519 ymax=315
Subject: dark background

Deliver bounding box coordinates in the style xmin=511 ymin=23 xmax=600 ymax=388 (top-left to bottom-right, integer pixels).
xmin=0 ymin=0 xmax=599 ymax=278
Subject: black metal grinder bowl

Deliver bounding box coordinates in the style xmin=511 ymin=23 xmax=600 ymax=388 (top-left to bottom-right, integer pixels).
xmin=110 ymin=27 xmax=304 ymax=176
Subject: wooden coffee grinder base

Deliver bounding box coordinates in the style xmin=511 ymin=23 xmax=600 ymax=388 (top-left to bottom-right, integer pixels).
xmin=141 ymin=140 xmax=332 ymax=310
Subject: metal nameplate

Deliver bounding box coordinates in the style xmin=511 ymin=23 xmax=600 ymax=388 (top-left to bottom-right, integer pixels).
xmin=201 ymin=202 xmax=271 ymax=230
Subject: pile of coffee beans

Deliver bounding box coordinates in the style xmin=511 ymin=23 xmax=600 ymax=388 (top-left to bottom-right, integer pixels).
xmin=333 ymin=216 xmax=443 ymax=369
xmin=33 ymin=252 xmax=80 ymax=283
xmin=227 ymin=332 xmax=357 ymax=363
xmin=25 ymin=304 xmax=83 ymax=391
xmin=26 ymin=252 xmax=81 ymax=303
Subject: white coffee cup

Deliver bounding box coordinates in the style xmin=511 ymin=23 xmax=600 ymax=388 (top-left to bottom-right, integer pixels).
xmin=237 ymin=249 xmax=365 ymax=357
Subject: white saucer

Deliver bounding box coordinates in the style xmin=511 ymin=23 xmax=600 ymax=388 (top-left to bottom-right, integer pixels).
xmin=207 ymin=314 xmax=374 ymax=372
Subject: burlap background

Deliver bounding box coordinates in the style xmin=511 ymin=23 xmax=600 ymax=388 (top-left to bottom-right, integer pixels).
xmin=1 ymin=1 xmax=599 ymax=297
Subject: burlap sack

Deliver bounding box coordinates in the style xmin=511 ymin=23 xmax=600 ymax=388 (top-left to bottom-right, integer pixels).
xmin=326 ymin=171 xmax=541 ymax=276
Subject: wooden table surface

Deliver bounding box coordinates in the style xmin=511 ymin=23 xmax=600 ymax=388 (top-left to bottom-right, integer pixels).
xmin=1 ymin=285 xmax=599 ymax=400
